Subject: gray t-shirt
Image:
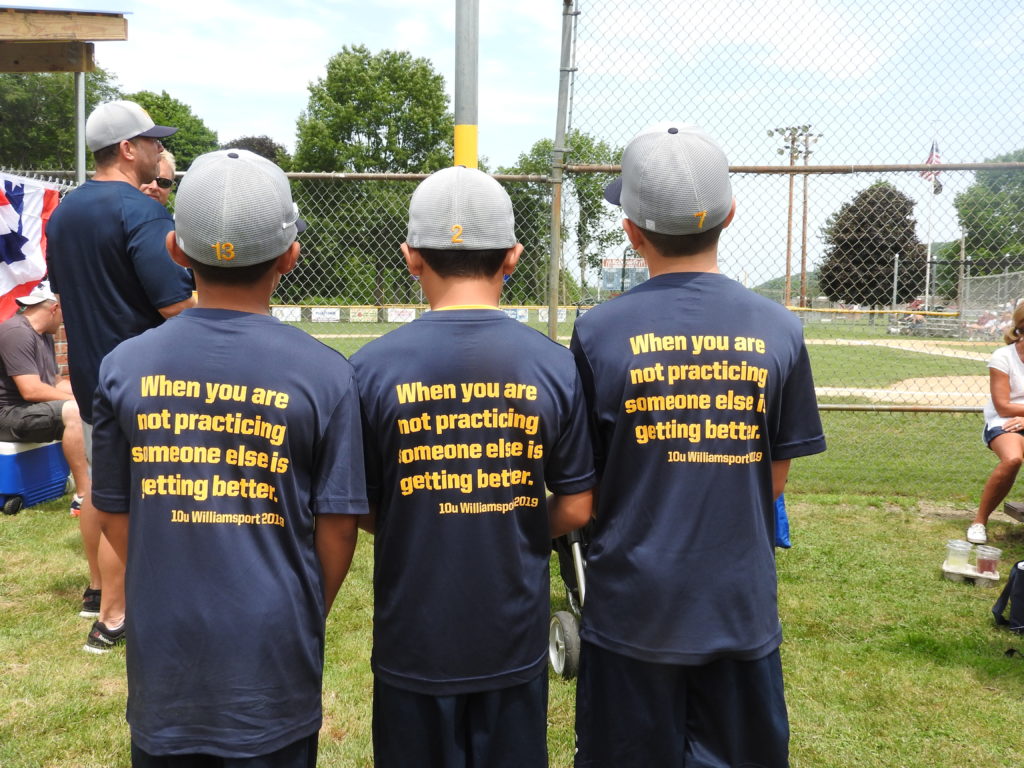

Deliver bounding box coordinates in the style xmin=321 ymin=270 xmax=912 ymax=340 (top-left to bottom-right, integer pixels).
xmin=0 ymin=314 xmax=56 ymax=408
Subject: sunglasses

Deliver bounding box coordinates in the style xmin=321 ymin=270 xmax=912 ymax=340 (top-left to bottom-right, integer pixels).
xmin=154 ymin=177 xmax=174 ymax=189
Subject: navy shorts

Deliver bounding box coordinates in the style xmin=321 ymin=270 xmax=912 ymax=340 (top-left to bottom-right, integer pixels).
xmin=129 ymin=732 xmax=317 ymax=768
xmin=574 ymin=641 xmax=789 ymax=768
xmin=373 ymin=672 xmax=548 ymax=768
xmin=0 ymin=401 xmax=64 ymax=442
xmin=983 ymin=424 xmax=1024 ymax=446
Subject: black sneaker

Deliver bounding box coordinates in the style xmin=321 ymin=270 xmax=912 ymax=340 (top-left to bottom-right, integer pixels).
xmin=79 ymin=587 xmax=101 ymax=618
xmin=83 ymin=620 xmax=125 ymax=654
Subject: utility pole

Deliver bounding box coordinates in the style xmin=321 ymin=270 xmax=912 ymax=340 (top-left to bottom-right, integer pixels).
xmin=769 ymin=125 xmax=822 ymax=307
xmin=799 ymin=129 xmax=822 ymax=307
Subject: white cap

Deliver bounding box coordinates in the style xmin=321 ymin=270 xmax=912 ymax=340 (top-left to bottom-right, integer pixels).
xmin=85 ymin=100 xmax=177 ymax=152
xmin=174 ymin=149 xmax=305 ymax=268
xmin=605 ymin=123 xmax=733 ymax=236
xmin=15 ymin=280 xmax=56 ymax=306
xmin=407 ymin=166 xmax=516 ymax=250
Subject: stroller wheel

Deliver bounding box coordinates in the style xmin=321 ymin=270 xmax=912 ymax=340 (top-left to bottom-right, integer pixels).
xmin=548 ymin=610 xmax=580 ymax=679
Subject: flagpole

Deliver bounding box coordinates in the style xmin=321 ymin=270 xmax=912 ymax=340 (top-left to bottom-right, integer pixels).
xmin=920 ymin=138 xmax=940 ymax=309
xmin=926 ymin=195 xmax=933 ymax=308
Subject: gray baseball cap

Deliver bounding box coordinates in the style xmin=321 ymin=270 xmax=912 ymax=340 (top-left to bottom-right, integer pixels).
xmin=605 ymin=123 xmax=733 ymax=236
xmin=173 ymin=149 xmax=306 ymax=268
xmin=85 ymin=100 xmax=177 ymax=152
xmin=407 ymin=166 xmax=516 ymax=250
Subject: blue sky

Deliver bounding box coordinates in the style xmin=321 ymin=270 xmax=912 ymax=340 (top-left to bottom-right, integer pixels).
xmin=15 ymin=0 xmax=562 ymax=169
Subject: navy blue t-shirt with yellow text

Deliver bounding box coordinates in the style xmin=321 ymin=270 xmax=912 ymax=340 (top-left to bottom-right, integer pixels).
xmin=571 ymin=272 xmax=825 ymax=665
xmin=351 ymin=309 xmax=595 ymax=695
xmin=91 ymin=309 xmax=368 ymax=757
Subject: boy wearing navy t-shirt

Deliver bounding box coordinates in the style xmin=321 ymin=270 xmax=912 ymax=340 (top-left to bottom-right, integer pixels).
xmin=351 ymin=166 xmax=595 ymax=768
xmin=570 ymin=125 xmax=826 ymax=767
xmin=92 ymin=149 xmax=367 ymax=767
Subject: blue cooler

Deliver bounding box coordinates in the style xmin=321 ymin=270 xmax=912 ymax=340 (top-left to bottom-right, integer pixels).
xmin=0 ymin=441 xmax=70 ymax=515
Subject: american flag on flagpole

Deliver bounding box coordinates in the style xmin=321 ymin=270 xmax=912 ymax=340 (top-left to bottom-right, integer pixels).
xmin=920 ymin=140 xmax=941 ymax=181
xmin=0 ymin=172 xmax=60 ymax=322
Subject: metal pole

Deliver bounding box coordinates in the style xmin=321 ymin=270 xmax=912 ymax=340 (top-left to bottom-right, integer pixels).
xmin=547 ymin=0 xmax=576 ymax=340
xmin=784 ymin=155 xmax=794 ymax=306
xmin=959 ymin=236 xmax=967 ymax=313
xmin=799 ymin=132 xmax=812 ymax=307
xmin=74 ymin=72 xmax=86 ymax=186
xmin=891 ymin=252 xmax=900 ymax=309
xmin=454 ymin=0 xmax=479 ymax=168
xmin=924 ymin=193 xmax=934 ymax=308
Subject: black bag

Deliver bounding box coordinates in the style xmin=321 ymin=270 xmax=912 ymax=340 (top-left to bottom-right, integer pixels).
xmin=992 ymin=561 xmax=1024 ymax=634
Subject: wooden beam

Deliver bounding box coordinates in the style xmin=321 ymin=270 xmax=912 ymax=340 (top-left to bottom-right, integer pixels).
xmin=0 ymin=8 xmax=127 ymax=42
xmin=0 ymin=41 xmax=95 ymax=72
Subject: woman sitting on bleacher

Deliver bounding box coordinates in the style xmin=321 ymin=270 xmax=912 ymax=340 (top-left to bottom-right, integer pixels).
xmin=971 ymin=301 xmax=1024 ymax=544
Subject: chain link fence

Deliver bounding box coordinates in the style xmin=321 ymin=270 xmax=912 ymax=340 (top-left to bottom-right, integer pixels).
xmin=10 ymin=0 xmax=1024 ymax=427
xmin=277 ymin=173 xmax=559 ymax=318
xmin=561 ymin=0 xmax=1024 ymax=417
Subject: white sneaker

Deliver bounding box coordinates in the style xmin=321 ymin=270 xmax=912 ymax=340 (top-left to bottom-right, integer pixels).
xmin=966 ymin=523 xmax=987 ymax=544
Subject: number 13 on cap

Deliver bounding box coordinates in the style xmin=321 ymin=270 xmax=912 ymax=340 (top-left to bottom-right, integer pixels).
xmin=212 ymin=242 xmax=236 ymax=261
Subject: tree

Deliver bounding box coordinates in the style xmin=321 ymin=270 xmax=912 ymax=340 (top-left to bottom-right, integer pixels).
xmin=818 ymin=181 xmax=924 ymax=308
xmin=954 ymin=148 xmax=1024 ymax=275
xmin=126 ymin=90 xmax=218 ymax=170
xmin=0 ymin=68 xmax=121 ymax=170
xmin=286 ymin=46 xmax=454 ymax=306
xmin=294 ymin=45 xmax=453 ymax=174
xmin=499 ymin=130 xmax=623 ymax=304
xmin=221 ymin=135 xmax=291 ymax=169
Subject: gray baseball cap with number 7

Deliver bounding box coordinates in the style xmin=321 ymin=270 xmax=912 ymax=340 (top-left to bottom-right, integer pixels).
xmin=605 ymin=123 xmax=733 ymax=236
xmin=407 ymin=166 xmax=516 ymax=250
xmin=173 ymin=149 xmax=306 ymax=268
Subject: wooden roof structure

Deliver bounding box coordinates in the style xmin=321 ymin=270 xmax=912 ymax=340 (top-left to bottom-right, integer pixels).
xmin=1 ymin=6 xmax=126 ymax=72
xmin=1 ymin=7 xmax=129 ymax=180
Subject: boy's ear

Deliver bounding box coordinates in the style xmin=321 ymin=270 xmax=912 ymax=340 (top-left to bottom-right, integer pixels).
xmin=502 ymin=243 xmax=524 ymax=276
xmin=722 ymin=198 xmax=737 ymax=229
xmin=276 ymin=241 xmax=300 ymax=275
xmin=401 ymin=243 xmax=424 ymax=277
xmin=622 ymin=218 xmax=647 ymax=250
xmin=166 ymin=231 xmax=190 ymax=268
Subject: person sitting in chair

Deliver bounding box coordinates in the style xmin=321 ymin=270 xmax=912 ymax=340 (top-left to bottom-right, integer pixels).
xmin=0 ymin=282 xmax=89 ymax=516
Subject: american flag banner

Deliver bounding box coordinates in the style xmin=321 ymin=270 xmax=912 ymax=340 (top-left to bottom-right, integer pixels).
xmin=920 ymin=140 xmax=941 ymax=181
xmin=0 ymin=173 xmax=60 ymax=321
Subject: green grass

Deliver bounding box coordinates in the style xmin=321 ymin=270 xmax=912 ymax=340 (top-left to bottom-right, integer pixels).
xmin=3 ymin=337 xmax=1023 ymax=765
xmin=807 ymin=345 xmax=983 ymax=388
xmin=4 ymin=441 xmax=1023 ymax=766
xmin=780 ymin=494 xmax=1024 ymax=768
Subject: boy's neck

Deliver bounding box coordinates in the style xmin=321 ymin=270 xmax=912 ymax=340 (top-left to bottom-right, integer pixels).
xmin=191 ymin=280 xmax=277 ymax=315
xmin=641 ymin=247 xmax=720 ymax=277
xmin=424 ymin=274 xmax=503 ymax=310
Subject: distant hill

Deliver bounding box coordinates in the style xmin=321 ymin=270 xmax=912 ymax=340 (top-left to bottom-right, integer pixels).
xmin=752 ymin=272 xmax=820 ymax=305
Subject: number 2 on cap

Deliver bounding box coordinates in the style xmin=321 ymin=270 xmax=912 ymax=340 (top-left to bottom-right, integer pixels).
xmin=450 ymin=224 xmax=463 ymax=243
xmin=212 ymin=242 xmax=236 ymax=261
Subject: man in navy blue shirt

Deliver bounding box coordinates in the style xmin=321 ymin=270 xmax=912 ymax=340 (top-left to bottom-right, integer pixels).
xmin=93 ymin=149 xmax=365 ymax=766
xmin=351 ymin=166 xmax=595 ymax=768
xmin=571 ymin=124 xmax=826 ymax=767
xmin=47 ymin=100 xmax=195 ymax=650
